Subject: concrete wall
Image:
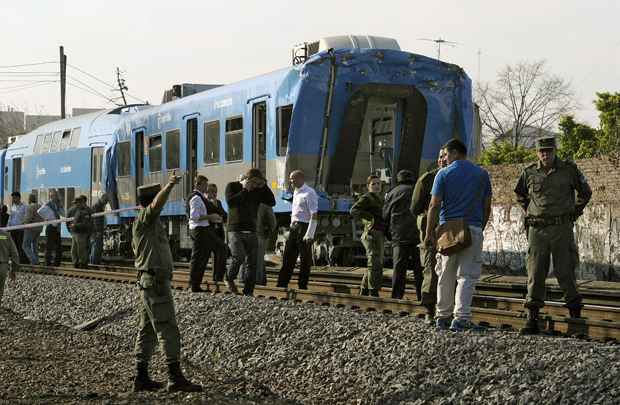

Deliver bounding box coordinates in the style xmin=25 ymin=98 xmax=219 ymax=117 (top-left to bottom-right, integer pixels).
xmin=483 ymin=155 xmax=620 ymax=281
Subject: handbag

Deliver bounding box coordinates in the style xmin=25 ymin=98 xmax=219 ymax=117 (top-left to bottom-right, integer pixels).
xmin=436 ymin=176 xmax=483 ymax=256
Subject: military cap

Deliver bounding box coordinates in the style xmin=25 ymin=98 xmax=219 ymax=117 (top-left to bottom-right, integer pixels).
xmin=74 ymin=195 xmax=87 ymax=203
xmin=535 ymin=136 xmax=556 ymax=150
xmin=137 ymin=183 xmax=161 ymax=198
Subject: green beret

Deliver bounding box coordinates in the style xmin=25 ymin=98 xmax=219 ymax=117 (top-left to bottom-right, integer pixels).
xmin=536 ymin=136 xmax=556 ymax=150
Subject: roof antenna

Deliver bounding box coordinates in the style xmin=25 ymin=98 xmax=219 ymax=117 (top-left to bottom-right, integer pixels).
xmin=417 ymin=37 xmax=459 ymax=61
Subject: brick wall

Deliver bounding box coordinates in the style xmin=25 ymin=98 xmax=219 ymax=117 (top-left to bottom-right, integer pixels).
xmin=482 ymin=154 xmax=620 ymax=281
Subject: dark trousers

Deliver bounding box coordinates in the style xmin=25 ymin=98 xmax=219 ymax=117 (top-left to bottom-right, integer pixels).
xmin=90 ymin=231 xmax=104 ymax=265
xmin=277 ymin=222 xmax=313 ymax=290
xmin=189 ymin=226 xmax=227 ymax=289
xmin=10 ymin=230 xmax=27 ymax=264
xmin=226 ymin=231 xmax=258 ymax=295
xmin=392 ymin=243 xmax=423 ymax=300
xmin=45 ymin=225 xmax=63 ymax=266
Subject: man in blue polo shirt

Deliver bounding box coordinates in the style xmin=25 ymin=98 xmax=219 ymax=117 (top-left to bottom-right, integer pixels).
xmin=424 ymin=138 xmax=492 ymax=332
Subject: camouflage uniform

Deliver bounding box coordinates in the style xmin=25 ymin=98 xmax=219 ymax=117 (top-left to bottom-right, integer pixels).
xmin=411 ymin=168 xmax=440 ymax=313
xmin=67 ymin=200 xmax=93 ymax=268
xmin=514 ymin=155 xmax=592 ymax=311
xmin=350 ymin=192 xmax=385 ymax=294
xmin=132 ymin=198 xmax=180 ymax=365
xmin=0 ymin=229 xmax=20 ymax=304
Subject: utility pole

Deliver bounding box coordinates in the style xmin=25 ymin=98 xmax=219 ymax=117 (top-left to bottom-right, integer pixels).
xmin=59 ymin=46 xmax=67 ymax=118
xmin=116 ymin=67 xmax=128 ymax=106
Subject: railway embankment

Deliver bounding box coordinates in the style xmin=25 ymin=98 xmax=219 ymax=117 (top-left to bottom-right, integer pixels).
xmin=2 ymin=272 xmax=619 ymax=404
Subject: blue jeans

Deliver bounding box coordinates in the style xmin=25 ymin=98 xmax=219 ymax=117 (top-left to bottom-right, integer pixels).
xmin=226 ymin=231 xmax=258 ymax=295
xmin=23 ymin=229 xmax=41 ymax=265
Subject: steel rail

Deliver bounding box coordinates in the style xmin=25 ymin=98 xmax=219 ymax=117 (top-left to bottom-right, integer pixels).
xmin=18 ymin=264 xmax=620 ymax=342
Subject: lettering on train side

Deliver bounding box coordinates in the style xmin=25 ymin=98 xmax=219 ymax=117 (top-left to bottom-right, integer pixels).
xmin=157 ymin=112 xmax=172 ymax=128
xmin=60 ymin=166 xmax=72 ymax=173
xmin=36 ymin=167 xmax=46 ymax=176
xmin=214 ymin=98 xmax=233 ymax=109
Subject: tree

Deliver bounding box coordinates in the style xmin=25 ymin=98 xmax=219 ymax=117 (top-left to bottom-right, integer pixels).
xmin=478 ymin=141 xmax=536 ymax=166
xmin=557 ymin=115 xmax=599 ymax=160
xmin=594 ymin=92 xmax=620 ymax=154
xmin=476 ymin=60 xmax=576 ymax=147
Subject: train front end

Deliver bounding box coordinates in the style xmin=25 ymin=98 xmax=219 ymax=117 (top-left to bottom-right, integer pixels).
xmin=282 ymin=36 xmax=479 ymax=265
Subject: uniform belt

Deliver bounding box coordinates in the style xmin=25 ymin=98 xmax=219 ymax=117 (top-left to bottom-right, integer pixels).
xmin=526 ymin=214 xmax=574 ymax=227
xmin=291 ymin=221 xmax=309 ymax=226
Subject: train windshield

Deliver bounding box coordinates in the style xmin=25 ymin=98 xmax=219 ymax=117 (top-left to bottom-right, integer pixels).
xmin=326 ymin=84 xmax=427 ymax=195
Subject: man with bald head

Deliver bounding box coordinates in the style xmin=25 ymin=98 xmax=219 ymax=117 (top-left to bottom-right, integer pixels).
xmin=277 ymin=170 xmax=319 ymax=290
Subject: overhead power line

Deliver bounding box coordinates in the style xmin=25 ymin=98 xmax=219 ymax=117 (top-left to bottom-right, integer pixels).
xmin=0 ymin=81 xmax=57 ymax=95
xmin=67 ymin=81 xmax=118 ymax=105
xmin=68 ymin=63 xmax=147 ymax=104
xmin=0 ymin=61 xmax=58 ymax=69
xmin=0 ymin=80 xmax=58 ymax=91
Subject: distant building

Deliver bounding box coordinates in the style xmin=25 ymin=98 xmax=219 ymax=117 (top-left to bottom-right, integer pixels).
xmin=0 ymin=110 xmax=25 ymax=146
xmin=72 ymin=107 xmax=103 ymax=117
xmin=162 ymin=83 xmax=222 ymax=103
xmin=25 ymin=114 xmax=61 ymax=132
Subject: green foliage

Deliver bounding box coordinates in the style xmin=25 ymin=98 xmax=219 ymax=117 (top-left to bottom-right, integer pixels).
xmin=479 ymin=141 xmax=537 ymax=165
xmin=557 ymin=115 xmax=599 ymax=160
xmin=594 ymin=92 xmax=620 ymax=154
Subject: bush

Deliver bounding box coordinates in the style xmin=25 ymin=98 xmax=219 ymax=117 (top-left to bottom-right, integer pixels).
xmin=479 ymin=142 xmax=537 ymax=165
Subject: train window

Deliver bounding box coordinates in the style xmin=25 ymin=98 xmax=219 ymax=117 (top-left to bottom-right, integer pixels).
xmin=165 ymin=129 xmax=180 ymax=170
xmin=148 ymin=135 xmax=162 ymax=172
xmin=34 ymin=134 xmax=44 ymax=154
xmin=225 ymin=116 xmax=243 ymax=162
xmin=70 ymin=127 xmax=81 ymax=149
xmin=49 ymin=131 xmax=63 ymax=153
xmin=60 ymin=130 xmax=72 ymax=150
xmin=203 ymin=120 xmax=220 ymax=165
xmin=277 ymin=105 xmax=293 ymax=156
xmin=117 ymin=142 xmax=131 ymax=176
xmin=41 ymin=133 xmax=53 ymax=153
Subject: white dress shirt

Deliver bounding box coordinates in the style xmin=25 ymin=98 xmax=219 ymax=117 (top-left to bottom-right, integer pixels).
xmin=188 ymin=193 xmax=210 ymax=229
xmin=291 ymin=183 xmax=318 ymax=223
xmin=8 ymin=202 xmax=27 ymax=227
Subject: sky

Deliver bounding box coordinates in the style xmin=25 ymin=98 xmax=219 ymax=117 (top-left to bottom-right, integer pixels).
xmin=1 ymin=0 xmax=619 ymax=127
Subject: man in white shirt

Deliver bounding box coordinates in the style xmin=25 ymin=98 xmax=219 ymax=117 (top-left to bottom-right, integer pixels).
xmin=8 ymin=191 xmax=28 ymax=264
xmin=187 ymin=175 xmax=224 ymax=292
xmin=276 ymin=170 xmax=319 ymax=290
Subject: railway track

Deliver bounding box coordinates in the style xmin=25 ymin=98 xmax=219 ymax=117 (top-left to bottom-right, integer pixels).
xmin=18 ymin=263 xmax=620 ymax=342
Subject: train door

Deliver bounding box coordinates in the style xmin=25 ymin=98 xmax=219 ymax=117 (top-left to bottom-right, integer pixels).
xmin=12 ymin=157 xmax=21 ymax=193
xmin=185 ymin=117 xmax=198 ymax=193
xmin=252 ymin=101 xmax=267 ymax=175
xmin=134 ymin=130 xmax=144 ymax=190
xmin=90 ymin=146 xmax=105 ymax=203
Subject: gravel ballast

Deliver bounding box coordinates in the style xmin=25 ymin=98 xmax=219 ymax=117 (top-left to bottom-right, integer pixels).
xmin=2 ymin=272 xmax=619 ymax=404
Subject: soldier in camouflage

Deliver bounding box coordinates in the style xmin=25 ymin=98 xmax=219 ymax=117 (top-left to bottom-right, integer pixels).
xmin=132 ymin=174 xmax=202 ymax=392
xmin=411 ymin=149 xmax=448 ymax=323
xmin=0 ymin=229 xmax=20 ymax=305
xmin=514 ymin=136 xmax=592 ymax=334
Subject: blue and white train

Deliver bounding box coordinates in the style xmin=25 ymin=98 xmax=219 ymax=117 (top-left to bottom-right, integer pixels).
xmin=1 ymin=35 xmax=480 ymax=264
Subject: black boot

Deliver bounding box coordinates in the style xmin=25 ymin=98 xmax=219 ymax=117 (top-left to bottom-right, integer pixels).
xmin=359 ymin=288 xmax=369 ymax=296
xmin=520 ymin=307 xmax=540 ymax=335
xmin=166 ymin=362 xmax=202 ymax=393
xmin=369 ymin=289 xmax=380 ymax=297
xmin=568 ymin=305 xmax=582 ymax=319
xmin=133 ymin=362 xmax=164 ymax=392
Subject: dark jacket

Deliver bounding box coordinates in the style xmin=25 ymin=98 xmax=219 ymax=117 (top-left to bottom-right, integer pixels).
xmin=225 ymin=182 xmax=276 ymax=232
xmin=383 ymin=183 xmax=418 ymax=245
xmin=206 ymin=198 xmax=227 ymax=240
xmin=91 ymin=198 xmax=108 ymax=233
xmin=350 ymin=192 xmax=385 ymax=235
xmin=67 ymin=205 xmax=93 ymax=234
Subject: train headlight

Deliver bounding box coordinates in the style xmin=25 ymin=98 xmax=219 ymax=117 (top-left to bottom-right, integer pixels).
xmin=332 ymin=217 xmax=341 ymax=228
